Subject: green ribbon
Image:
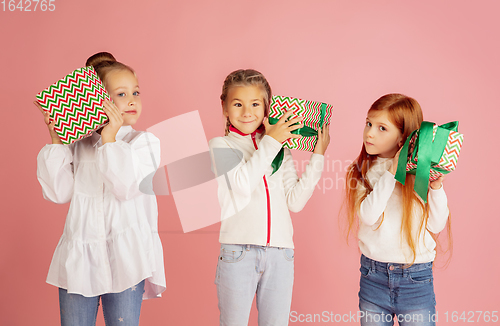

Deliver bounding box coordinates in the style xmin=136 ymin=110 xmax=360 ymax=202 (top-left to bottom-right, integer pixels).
xmin=269 ymin=103 xmax=327 ymax=175
xmin=395 ymin=121 xmax=459 ymax=203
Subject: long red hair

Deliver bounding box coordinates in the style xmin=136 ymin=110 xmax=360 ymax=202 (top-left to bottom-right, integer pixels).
xmin=343 ymin=94 xmax=452 ymax=266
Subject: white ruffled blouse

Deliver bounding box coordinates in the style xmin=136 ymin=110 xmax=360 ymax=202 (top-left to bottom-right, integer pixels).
xmin=37 ymin=125 xmax=166 ymax=299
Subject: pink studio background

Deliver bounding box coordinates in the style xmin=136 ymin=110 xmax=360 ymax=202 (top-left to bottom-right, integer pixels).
xmin=1 ymin=0 xmax=498 ymax=325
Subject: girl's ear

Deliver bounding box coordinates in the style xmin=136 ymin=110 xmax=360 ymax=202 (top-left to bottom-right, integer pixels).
xmin=221 ymin=100 xmax=227 ymax=116
xmin=397 ymin=134 xmax=404 ymax=147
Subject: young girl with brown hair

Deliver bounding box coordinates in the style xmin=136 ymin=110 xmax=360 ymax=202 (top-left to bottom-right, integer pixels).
xmin=344 ymin=94 xmax=451 ymax=326
xmin=209 ymin=69 xmax=330 ymax=325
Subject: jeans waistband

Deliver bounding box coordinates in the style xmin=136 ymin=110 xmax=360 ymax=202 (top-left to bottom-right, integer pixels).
xmin=221 ymin=243 xmax=290 ymax=251
xmin=361 ymin=254 xmax=433 ymax=273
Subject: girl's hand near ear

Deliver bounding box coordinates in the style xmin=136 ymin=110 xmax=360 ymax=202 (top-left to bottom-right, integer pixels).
xmin=430 ymin=176 xmax=444 ymax=190
xmin=313 ymin=124 xmax=330 ymax=155
xmin=389 ymin=147 xmax=403 ymax=175
xmin=263 ymin=110 xmax=304 ymax=143
xmin=34 ymin=101 xmax=63 ymax=145
xmin=101 ymin=100 xmax=124 ymax=144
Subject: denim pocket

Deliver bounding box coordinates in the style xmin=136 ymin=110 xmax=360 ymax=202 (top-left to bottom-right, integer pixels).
xmin=408 ymin=269 xmax=433 ymax=284
xmin=282 ymin=248 xmax=294 ymax=261
xmin=215 ymin=259 xmax=221 ymax=284
xmin=220 ymin=244 xmax=246 ymax=263
xmin=360 ymin=265 xmax=372 ymax=278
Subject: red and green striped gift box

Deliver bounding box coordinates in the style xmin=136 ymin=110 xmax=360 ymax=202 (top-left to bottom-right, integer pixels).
xmin=268 ymin=95 xmax=333 ymax=152
xmin=395 ymin=121 xmax=464 ymax=202
xmin=36 ymin=66 xmax=110 ymax=145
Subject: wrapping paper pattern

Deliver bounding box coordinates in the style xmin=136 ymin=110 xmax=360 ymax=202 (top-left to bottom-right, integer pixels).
xmin=269 ymin=95 xmax=333 ymax=151
xmin=405 ymin=124 xmax=463 ymax=181
xmin=36 ymin=66 xmax=109 ymax=145
xmin=406 ymin=124 xmax=464 ymax=182
xmin=396 ymin=121 xmax=464 ymax=202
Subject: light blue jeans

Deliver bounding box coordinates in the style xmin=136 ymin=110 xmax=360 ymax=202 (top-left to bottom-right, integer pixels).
xmin=359 ymin=255 xmax=437 ymax=326
xmin=59 ymin=280 xmax=145 ymax=326
xmin=215 ymin=244 xmax=295 ymax=326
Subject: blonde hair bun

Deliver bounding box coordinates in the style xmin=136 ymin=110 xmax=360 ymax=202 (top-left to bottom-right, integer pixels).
xmin=84 ymin=52 xmax=134 ymax=85
xmin=86 ymin=52 xmax=117 ymax=69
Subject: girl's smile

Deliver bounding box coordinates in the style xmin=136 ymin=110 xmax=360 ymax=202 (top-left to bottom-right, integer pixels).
xmin=223 ymin=85 xmax=266 ymax=134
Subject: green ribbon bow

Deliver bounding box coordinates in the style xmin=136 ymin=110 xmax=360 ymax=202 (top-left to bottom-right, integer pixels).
xmin=268 ymin=103 xmax=327 ymax=175
xmin=395 ymin=121 xmax=459 ymax=203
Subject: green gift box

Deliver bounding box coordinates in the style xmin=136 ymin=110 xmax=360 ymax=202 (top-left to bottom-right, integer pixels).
xmin=395 ymin=121 xmax=464 ymax=202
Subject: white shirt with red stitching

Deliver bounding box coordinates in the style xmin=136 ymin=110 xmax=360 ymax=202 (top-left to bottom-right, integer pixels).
xmin=209 ymin=129 xmax=325 ymax=249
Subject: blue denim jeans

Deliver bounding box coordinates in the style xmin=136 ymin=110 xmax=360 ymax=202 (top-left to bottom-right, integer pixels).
xmin=358 ymin=255 xmax=437 ymax=326
xmin=59 ymin=280 xmax=145 ymax=326
xmin=215 ymin=244 xmax=294 ymax=326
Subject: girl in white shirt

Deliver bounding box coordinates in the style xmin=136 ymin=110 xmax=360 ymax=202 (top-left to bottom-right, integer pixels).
xmin=209 ymin=69 xmax=330 ymax=325
xmin=36 ymin=52 xmax=165 ymax=326
xmin=344 ymin=94 xmax=451 ymax=326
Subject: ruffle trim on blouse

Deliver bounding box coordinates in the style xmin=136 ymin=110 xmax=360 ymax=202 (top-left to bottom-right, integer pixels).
xmin=46 ymin=221 xmax=166 ymax=299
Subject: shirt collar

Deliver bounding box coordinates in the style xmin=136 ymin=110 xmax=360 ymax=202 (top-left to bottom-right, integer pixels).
xmin=228 ymin=124 xmax=265 ymax=137
xmin=91 ymin=125 xmax=134 ymax=147
xmin=116 ymin=125 xmax=133 ymax=139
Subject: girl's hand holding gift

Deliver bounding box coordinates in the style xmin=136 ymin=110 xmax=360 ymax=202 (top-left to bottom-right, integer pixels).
xmin=387 ymin=146 xmax=445 ymax=188
xmin=34 ymin=101 xmax=62 ymax=145
xmin=389 ymin=147 xmax=403 ymax=175
xmin=263 ymin=110 xmax=304 ymax=143
xmin=100 ymin=99 xmax=124 ymax=144
xmin=313 ymin=123 xmax=330 ymax=155
xmin=430 ymin=176 xmax=444 ymax=190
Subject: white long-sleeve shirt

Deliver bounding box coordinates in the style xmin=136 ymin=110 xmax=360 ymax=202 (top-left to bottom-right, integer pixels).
xmin=357 ymin=157 xmax=449 ymax=263
xmin=209 ymin=126 xmax=325 ymax=248
xmin=37 ymin=125 xmax=166 ymax=299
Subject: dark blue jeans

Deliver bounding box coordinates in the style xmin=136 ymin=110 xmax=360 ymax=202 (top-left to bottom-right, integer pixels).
xmin=59 ymin=280 xmax=145 ymax=326
xmin=358 ymin=255 xmax=436 ymax=326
